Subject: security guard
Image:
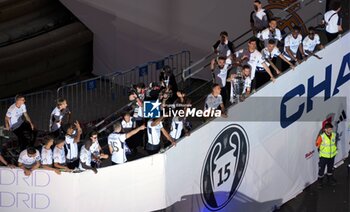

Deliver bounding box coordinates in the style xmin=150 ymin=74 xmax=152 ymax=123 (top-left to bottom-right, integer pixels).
xmin=316 ymin=123 xmax=337 ymax=187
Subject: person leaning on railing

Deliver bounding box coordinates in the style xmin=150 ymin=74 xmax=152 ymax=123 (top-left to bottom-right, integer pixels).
xmin=18 ymin=147 xmax=41 ymax=176
xmin=303 ymin=27 xmax=324 ymax=59
xmin=234 ymin=37 xmax=276 ymax=90
xmin=282 ymin=26 xmax=306 ymax=69
xmin=261 ymin=39 xmax=295 ymax=75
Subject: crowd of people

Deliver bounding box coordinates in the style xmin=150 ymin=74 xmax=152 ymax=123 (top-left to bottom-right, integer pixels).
xmin=0 ymin=0 xmax=345 ymax=175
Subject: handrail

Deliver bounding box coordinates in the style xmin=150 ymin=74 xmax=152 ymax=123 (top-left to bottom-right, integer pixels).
xmin=182 ymin=0 xmax=317 ymax=81
xmin=88 ymin=50 xmax=190 ymax=131
xmin=106 ymin=50 xmax=191 ymax=77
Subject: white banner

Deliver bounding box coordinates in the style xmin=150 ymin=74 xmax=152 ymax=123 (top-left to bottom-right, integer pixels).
xmin=0 ymin=33 xmax=349 ymax=212
xmin=164 ymin=32 xmax=350 ymax=212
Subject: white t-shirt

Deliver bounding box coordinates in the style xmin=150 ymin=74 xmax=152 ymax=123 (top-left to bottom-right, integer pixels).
xmin=170 ymin=117 xmax=183 ymax=140
xmin=262 ymin=46 xmax=281 ymax=60
xmin=18 ymin=149 xmax=41 ymax=167
xmin=79 ymin=146 xmax=91 ymax=170
xmin=205 ymin=94 xmax=223 ymax=110
xmin=324 ymin=10 xmax=340 ymax=34
xmin=247 ymin=50 xmax=266 ymax=79
xmin=147 ymin=120 xmax=163 ymax=145
xmin=243 ymin=77 xmax=252 ymax=95
xmin=257 ymin=28 xmax=282 ymax=46
xmin=303 ymin=34 xmax=321 ymax=54
xmin=53 ymin=146 xmax=66 ymax=164
xmin=121 ymin=119 xmax=134 ymax=130
xmin=284 ymin=34 xmax=302 ymax=59
xmin=214 ymin=64 xmax=230 ymax=87
xmin=90 ymin=141 xmax=101 ymax=155
xmin=65 ymin=135 xmax=78 ymax=160
xmin=6 ymin=104 xmax=27 ymax=130
xmin=41 ymin=147 xmax=53 ymax=165
xmin=108 ymin=133 xmax=127 ymax=164
xmin=49 ymin=107 xmax=65 ymax=132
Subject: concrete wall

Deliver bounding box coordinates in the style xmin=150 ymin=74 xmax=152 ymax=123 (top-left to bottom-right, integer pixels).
xmin=60 ymin=0 xmax=326 ymax=75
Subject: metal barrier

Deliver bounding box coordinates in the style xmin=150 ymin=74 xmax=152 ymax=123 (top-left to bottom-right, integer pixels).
xmin=0 ymin=90 xmax=55 ymax=131
xmin=110 ymin=50 xmax=191 ymax=88
xmin=56 ymin=76 xmax=125 ymax=126
xmin=56 ymin=50 xmax=191 ymax=126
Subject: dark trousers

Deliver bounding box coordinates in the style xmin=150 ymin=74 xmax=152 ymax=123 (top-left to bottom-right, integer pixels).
xmin=13 ymin=122 xmax=37 ymax=151
xmin=146 ymin=143 xmax=160 ymax=155
xmin=220 ymin=86 xmax=228 ymax=106
xmin=326 ymin=32 xmax=339 ymax=43
xmin=318 ymin=156 xmax=335 ymax=177
xmin=67 ymin=159 xmax=79 ymax=169
xmin=255 ymin=71 xmax=271 ymax=89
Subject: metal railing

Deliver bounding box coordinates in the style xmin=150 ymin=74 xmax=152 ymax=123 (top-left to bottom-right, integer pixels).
xmin=182 ymin=0 xmax=318 ymax=81
xmin=56 ymin=50 xmax=191 ymax=127
xmin=110 ymin=50 xmax=191 ymax=88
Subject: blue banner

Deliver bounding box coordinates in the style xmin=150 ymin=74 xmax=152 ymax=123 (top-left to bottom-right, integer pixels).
xmin=86 ymin=80 xmax=97 ymax=91
xmin=139 ymin=65 xmax=148 ymax=77
xmin=156 ymin=60 xmax=165 ymax=70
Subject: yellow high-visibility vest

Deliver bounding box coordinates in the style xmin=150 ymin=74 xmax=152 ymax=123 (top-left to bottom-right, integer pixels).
xmin=319 ymin=132 xmax=337 ymax=158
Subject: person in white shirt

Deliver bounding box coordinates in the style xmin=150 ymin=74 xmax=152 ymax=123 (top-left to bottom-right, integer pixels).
xmin=49 ymin=98 xmax=71 ymax=138
xmin=262 ymin=39 xmax=295 ymax=74
xmin=129 ymin=83 xmax=145 ymax=120
xmin=283 ymin=26 xmax=306 ymax=64
xmin=41 ymin=136 xmax=60 ymax=175
xmin=18 ymin=147 xmax=41 ymax=176
xmin=89 ymin=131 xmax=109 ymax=168
xmin=121 ymin=112 xmax=141 ymax=154
xmin=53 ymin=139 xmax=71 ymax=172
xmin=235 ymin=37 xmax=276 ymax=90
xmin=303 ymin=27 xmax=324 ymax=58
xmin=227 ymin=65 xmax=252 ymax=102
xmin=146 ymin=117 xmax=176 ymax=155
xmin=323 ymin=1 xmax=343 ymax=42
xmin=65 ymin=121 xmax=82 ymax=169
xmin=210 ymin=56 xmax=232 ymax=105
xmin=79 ymin=140 xmax=97 ymax=173
xmin=205 ymin=83 xmax=227 ymax=117
xmin=212 ymin=31 xmax=234 ymax=64
xmin=257 ymin=18 xmax=282 ymax=47
xmin=250 ymin=0 xmax=271 ymax=34
xmin=108 ymin=122 xmax=146 ymax=165
xmin=5 ymin=95 xmax=36 ymax=151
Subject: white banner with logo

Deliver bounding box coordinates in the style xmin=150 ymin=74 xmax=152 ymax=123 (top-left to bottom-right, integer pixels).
xmin=164 ymin=32 xmax=350 ymax=212
xmin=0 ymin=33 xmax=349 ymax=212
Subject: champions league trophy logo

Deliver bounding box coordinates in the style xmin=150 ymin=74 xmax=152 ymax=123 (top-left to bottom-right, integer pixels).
xmin=201 ymin=124 xmax=249 ymax=211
